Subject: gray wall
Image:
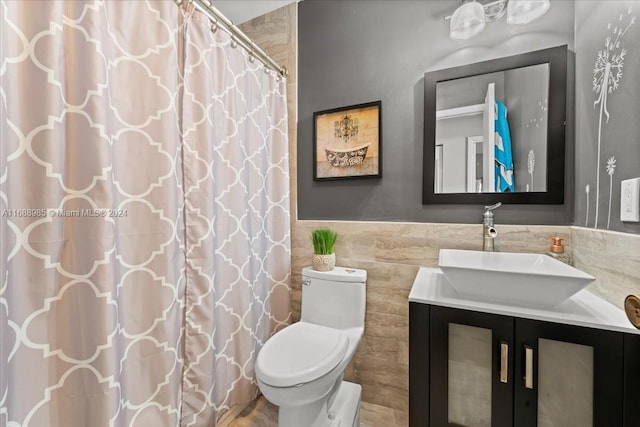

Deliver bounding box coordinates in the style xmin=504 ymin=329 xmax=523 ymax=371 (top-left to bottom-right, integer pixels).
xmin=298 ymin=0 xmax=574 ymax=224
xmin=574 ymin=1 xmax=640 ymax=234
xmin=505 ymin=64 xmax=549 ymax=192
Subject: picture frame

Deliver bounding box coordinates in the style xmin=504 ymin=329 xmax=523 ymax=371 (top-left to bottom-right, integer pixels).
xmin=313 ymin=101 xmax=382 ymax=180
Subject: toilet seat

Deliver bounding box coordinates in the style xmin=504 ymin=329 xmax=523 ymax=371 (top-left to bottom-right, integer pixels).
xmin=256 ymin=322 xmax=348 ymax=387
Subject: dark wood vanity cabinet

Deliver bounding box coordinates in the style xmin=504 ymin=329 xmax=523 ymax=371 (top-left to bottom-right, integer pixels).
xmin=409 ymin=303 xmax=640 ymax=427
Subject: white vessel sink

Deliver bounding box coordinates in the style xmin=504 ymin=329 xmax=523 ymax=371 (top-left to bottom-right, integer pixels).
xmin=438 ymin=249 xmax=595 ymax=308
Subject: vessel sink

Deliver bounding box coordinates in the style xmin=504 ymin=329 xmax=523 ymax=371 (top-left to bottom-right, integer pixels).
xmin=438 ymin=249 xmax=595 ymax=308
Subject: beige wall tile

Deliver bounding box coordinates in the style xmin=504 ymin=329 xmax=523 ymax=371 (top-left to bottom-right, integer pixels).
xmin=359 ymin=379 xmax=408 ymax=413
xmin=572 ymin=226 xmax=640 ymax=310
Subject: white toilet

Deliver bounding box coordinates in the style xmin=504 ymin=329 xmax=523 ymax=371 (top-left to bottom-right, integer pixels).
xmin=255 ymin=266 xmax=367 ymax=427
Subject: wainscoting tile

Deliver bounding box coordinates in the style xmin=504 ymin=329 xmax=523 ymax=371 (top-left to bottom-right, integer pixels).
xmin=572 ymin=227 xmax=640 ymax=310
xmin=360 ymin=400 xmax=409 ymax=427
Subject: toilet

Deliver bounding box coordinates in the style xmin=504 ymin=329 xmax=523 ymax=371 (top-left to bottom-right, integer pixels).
xmin=255 ymin=266 xmax=367 ymax=427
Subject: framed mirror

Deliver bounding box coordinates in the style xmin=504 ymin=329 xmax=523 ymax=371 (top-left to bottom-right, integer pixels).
xmin=423 ymin=45 xmax=568 ymax=204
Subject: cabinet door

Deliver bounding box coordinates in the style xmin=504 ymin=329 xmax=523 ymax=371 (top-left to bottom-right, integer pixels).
xmin=514 ymin=319 xmax=624 ymax=427
xmin=409 ymin=302 xmax=430 ymax=426
xmin=624 ymin=333 xmax=640 ymax=426
xmin=430 ymin=306 xmax=514 ymax=427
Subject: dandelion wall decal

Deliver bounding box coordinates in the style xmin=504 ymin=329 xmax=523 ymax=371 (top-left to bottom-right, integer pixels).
xmin=606 ymin=156 xmax=617 ymax=229
xmin=585 ymin=184 xmax=590 ymax=227
xmin=592 ymin=6 xmax=635 ymax=228
xmin=527 ymin=149 xmax=535 ymax=192
xmin=525 ymin=99 xmax=548 ymax=129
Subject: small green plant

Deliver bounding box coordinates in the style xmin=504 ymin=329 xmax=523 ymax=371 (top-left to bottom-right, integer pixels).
xmin=311 ymin=229 xmax=337 ymax=255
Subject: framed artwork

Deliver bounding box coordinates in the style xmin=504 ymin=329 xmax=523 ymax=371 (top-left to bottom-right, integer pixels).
xmin=313 ymin=101 xmax=382 ymax=180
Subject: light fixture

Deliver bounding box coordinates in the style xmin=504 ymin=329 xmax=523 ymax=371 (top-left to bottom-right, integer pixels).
xmin=447 ymin=0 xmax=550 ymax=40
xmin=450 ymin=1 xmax=486 ymax=40
xmin=507 ymin=0 xmax=550 ymax=25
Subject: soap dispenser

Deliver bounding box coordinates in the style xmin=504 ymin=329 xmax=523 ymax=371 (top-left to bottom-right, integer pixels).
xmin=548 ymin=237 xmax=571 ymax=265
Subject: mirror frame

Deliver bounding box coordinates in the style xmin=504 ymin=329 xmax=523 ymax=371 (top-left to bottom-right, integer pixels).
xmin=422 ymin=45 xmax=568 ymax=204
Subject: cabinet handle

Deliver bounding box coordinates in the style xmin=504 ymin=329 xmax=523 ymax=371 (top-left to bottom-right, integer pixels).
xmin=500 ymin=341 xmax=509 ymax=383
xmin=524 ymin=345 xmax=534 ymax=389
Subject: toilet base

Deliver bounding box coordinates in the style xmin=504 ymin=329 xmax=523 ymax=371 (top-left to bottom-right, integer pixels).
xmin=277 ymin=381 xmax=361 ymax=427
xmin=327 ymin=381 xmax=361 ymax=427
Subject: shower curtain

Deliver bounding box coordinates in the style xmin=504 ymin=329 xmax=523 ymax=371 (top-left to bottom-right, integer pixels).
xmin=0 ymin=1 xmax=290 ymax=426
xmin=178 ymin=4 xmax=291 ymax=426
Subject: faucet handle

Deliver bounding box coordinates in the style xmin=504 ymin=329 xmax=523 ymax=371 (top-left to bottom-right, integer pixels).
xmin=483 ymin=202 xmax=502 ymax=223
xmin=484 ymin=202 xmax=502 ymax=212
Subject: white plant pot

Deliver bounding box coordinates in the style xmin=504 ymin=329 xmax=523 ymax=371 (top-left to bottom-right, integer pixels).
xmin=312 ymin=253 xmax=335 ymax=271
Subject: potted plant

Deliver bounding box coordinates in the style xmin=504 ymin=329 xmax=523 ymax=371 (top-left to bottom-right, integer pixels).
xmin=311 ymin=229 xmax=337 ymax=271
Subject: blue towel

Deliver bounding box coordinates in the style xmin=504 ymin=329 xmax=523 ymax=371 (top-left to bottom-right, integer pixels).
xmin=494 ymin=100 xmax=515 ymax=192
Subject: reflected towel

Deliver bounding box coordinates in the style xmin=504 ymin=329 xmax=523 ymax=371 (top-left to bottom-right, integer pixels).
xmin=494 ymin=100 xmax=515 ymax=192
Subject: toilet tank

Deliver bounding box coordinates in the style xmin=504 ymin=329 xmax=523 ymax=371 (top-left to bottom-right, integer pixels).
xmin=300 ymin=266 xmax=366 ymax=330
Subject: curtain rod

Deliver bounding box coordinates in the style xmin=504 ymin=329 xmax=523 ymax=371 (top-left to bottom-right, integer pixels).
xmin=176 ymin=0 xmax=288 ymax=78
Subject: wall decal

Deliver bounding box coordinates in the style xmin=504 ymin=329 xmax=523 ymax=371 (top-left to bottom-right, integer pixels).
xmin=523 ymin=98 xmax=545 ymax=192
xmin=591 ymin=5 xmax=636 ymax=228
xmin=525 ymin=98 xmax=548 ymax=129
xmin=527 ymin=149 xmax=535 ymax=192
xmin=606 ymin=156 xmax=617 ymax=229
xmin=585 ymin=184 xmax=590 ymax=227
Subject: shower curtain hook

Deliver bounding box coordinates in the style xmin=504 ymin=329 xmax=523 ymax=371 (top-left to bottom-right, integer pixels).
xmin=210 ymin=21 xmax=218 ymax=33
xmin=230 ymin=37 xmax=238 ymax=48
xmin=248 ymin=52 xmax=255 ymax=63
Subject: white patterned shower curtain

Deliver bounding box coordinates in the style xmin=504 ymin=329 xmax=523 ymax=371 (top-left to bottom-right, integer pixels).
xmin=0 ymin=1 xmax=290 ymax=426
xmin=178 ymin=4 xmax=291 ymax=426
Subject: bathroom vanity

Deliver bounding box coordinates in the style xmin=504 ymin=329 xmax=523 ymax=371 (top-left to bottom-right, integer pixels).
xmin=408 ymin=267 xmax=640 ymax=427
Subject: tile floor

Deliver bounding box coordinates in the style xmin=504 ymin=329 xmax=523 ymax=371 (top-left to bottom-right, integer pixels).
xmin=227 ymin=395 xmax=408 ymax=427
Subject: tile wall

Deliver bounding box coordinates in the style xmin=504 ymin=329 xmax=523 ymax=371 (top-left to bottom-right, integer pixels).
xmin=572 ymin=227 xmax=640 ymax=308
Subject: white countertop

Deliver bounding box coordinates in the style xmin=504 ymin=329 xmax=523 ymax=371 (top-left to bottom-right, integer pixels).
xmin=409 ymin=267 xmax=640 ymax=335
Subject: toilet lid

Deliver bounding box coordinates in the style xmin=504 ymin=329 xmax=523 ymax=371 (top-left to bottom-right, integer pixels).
xmin=256 ymin=322 xmax=348 ymax=387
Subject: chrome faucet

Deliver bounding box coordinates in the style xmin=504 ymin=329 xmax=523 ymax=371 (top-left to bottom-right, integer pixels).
xmin=482 ymin=202 xmax=502 ymax=251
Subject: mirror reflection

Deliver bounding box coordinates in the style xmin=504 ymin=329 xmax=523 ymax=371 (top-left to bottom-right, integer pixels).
xmin=435 ymin=63 xmax=549 ymax=194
